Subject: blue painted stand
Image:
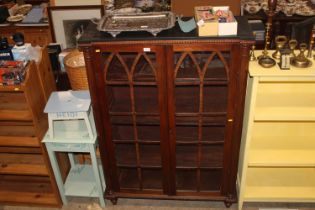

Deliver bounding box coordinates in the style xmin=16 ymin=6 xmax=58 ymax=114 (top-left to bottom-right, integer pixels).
xmin=42 ymin=91 xmax=105 ymax=207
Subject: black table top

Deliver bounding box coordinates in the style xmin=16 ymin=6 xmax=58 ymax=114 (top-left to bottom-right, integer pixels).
xmin=78 ymin=16 xmax=254 ymax=44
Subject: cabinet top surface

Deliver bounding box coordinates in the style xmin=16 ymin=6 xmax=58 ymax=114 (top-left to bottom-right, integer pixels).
xmin=249 ymin=51 xmax=315 ymax=77
xmin=78 ymin=16 xmax=254 ymax=44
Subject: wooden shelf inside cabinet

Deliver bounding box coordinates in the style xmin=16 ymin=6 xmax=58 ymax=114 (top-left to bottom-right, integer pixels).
xmin=0 ymin=52 xmax=61 ymax=207
xmin=237 ymin=53 xmax=315 ymax=210
xmin=254 ymin=107 xmax=315 ymax=121
xmin=249 ymin=122 xmax=315 ymax=167
xmin=245 ymin=167 xmax=315 ymax=202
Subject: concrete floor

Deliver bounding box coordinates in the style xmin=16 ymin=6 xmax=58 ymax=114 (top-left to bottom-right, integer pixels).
xmin=1 ymin=198 xmax=315 ymax=210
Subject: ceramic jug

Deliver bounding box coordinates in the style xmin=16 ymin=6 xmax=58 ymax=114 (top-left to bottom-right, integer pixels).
xmin=244 ymin=1 xmax=262 ymax=14
xmin=135 ymin=0 xmax=155 ymax=8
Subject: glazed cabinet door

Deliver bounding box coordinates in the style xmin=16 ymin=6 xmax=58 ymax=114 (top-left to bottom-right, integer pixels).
xmin=91 ymin=44 xmax=170 ymax=196
xmin=167 ymin=44 xmax=238 ymax=199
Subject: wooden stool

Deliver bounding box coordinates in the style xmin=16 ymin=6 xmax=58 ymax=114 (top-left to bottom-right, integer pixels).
xmin=42 ymin=91 xmax=105 ymax=207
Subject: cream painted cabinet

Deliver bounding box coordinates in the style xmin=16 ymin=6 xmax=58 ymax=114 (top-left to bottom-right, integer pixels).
xmin=237 ymin=58 xmax=315 ymax=209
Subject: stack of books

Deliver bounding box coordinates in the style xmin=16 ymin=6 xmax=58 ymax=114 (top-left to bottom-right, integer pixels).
xmin=248 ymin=20 xmax=265 ymax=41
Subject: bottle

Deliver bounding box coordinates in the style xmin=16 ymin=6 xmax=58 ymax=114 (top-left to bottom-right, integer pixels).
xmin=0 ymin=37 xmax=14 ymax=60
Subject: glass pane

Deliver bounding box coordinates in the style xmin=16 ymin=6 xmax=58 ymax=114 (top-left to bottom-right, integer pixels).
xmin=105 ymin=53 xmax=129 ymax=81
xmin=142 ymin=168 xmax=163 ymax=190
xmin=176 ymin=170 xmax=197 ymax=191
xmin=176 ymin=125 xmax=226 ymax=143
xmin=134 ymin=86 xmax=159 ymax=113
xmin=175 ymin=86 xmax=199 ymax=113
xmin=200 ymin=169 xmax=222 ymax=191
xmin=200 ymin=145 xmax=224 ymax=168
xmin=115 ymin=144 xmax=137 ymax=166
xmin=119 ymin=52 xmax=138 ymax=70
xmin=106 ymin=86 xmax=131 ymax=112
xmin=138 ymin=125 xmax=160 ymax=142
xmin=204 ymin=52 xmax=229 ymax=80
xmin=133 ymin=53 xmax=157 ymax=82
xmin=176 ymin=145 xmax=197 ymax=167
xmin=202 ymin=125 xmax=226 ymax=143
xmin=174 ymin=53 xmax=200 ymax=79
xmin=176 ymin=125 xmax=198 ymax=142
xmin=112 ymin=125 xmax=134 ymax=141
xmin=203 ymin=85 xmax=228 ymax=113
xmin=118 ymin=168 xmax=139 ymax=189
xmin=139 ymin=144 xmax=162 ymax=167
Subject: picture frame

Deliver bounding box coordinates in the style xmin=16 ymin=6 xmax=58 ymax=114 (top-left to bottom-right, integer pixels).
xmin=50 ymin=0 xmax=105 ymax=6
xmin=48 ymin=5 xmax=104 ymax=49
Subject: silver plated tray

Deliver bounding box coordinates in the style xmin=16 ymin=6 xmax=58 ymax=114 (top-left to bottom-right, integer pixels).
xmin=97 ymin=11 xmax=175 ymax=37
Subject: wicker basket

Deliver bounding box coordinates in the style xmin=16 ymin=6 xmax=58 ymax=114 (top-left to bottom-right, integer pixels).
xmin=64 ymin=50 xmax=88 ymax=90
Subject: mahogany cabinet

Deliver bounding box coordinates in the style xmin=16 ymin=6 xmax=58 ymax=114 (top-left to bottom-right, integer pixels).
xmin=79 ymin=17 xmax=254 ymax=206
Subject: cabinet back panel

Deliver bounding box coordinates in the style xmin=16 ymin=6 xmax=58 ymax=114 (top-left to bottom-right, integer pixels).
xmin=139 ymin=144 xmax=162 ymax=166
xmin=142 ymin=168 xmax=163 ymax=190
xmin=174 ymin=86 xmax=229 ymax=113
xmin=110 ymin=115 xmax=160 ymax=125
xmin=176 ymin=125 xmax=226 ymax=143
xmin=176 ymin=170 xmax=197 ymax=191
xmin=176 ymin=169 xmax=221 ymax=192
xmin=118 ymin=168 xmax=139 ymax=189
xmin=200 ymin=145 xmax=224 ymax=168
xmin=173 ymin=51 xmax=229 ymax=81
xmin=200 ymin=169 xmax=222 ymax=191
xmin=112 ymin=125 xmax=161 ymax=142
xmin=175 ymin=86 xmax=199 ymax=113
xmin=203 ymin=86 xmax=228 ymax=113
xmin=107 ymin=86 xmax=131 ymax=112
xmin=115 ymin=144 xmax=138 ymax=166
xmin=134 ymin=86 xmax=159 ymax=113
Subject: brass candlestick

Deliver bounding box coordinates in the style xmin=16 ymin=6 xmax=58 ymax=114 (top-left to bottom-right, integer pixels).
xmin=249 ymin=45 xmax=257 ymax=61
xmin=291 ymin=43 xmax=312 ymax=68
xmin=272 ymin=35 xmax=287 ymax=59
xmin=266 ymin=0 xmax=277 ymax=49
xmin=249 ymin=32 xmax=257 ymax=61
xmin=289 ymin=39 xmax=298 ymax=57
xmin=257 ymin=0 xmax=277 ymax=68
xmin=307 ymin=24 xmax=315 ymax=58
xmin=258 ymin=23 xmax=276 ymax=68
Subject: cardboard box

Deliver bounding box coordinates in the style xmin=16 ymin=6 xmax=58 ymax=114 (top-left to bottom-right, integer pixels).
xmin=195 ymin=6 xmax=238 ymax=36
xmin=171 ymin=0 xmax=241 ymax=17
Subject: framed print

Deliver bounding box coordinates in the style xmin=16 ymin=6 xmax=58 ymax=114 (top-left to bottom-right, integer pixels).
xmin=50 ymin=0 xmax=105 ymax=6
xmin=48 ymin=5 xmax=104 ymax=49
